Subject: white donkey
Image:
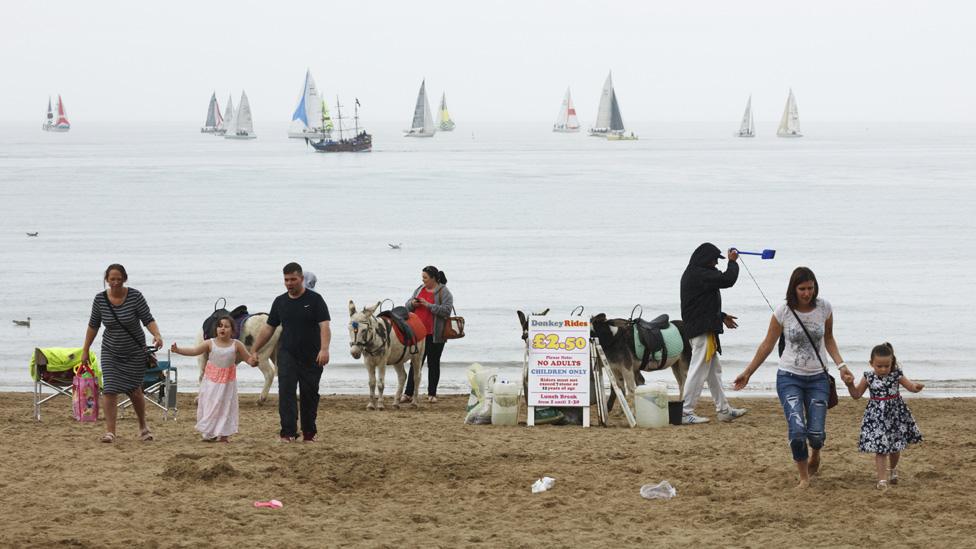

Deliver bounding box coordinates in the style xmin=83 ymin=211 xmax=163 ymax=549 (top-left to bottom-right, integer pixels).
xmin=196 ymin=313 xmax=281 ymax=404
xmin=348 ymin=300 xmax=426 ymax=410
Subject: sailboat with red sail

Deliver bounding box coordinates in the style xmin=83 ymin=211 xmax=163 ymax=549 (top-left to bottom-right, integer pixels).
xmin=42 ymin=95 xmax=71 ymax=132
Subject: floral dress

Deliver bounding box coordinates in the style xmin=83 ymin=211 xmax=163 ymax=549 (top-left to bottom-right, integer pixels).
xmin=858 ymin=370 xmax=923 ymax=454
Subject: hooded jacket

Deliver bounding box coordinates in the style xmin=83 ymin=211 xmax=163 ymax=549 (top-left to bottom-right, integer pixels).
xmin=680 ymin=243 xmax=739 ymax=349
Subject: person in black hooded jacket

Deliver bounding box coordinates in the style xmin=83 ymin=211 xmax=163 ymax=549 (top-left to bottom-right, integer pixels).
xmin=679 ymin=243 xmax=747 ymax=424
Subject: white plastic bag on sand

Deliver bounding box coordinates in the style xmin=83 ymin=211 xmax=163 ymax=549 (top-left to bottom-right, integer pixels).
xmin=465 ymin=394 xmax=493 ymax=425
xmin=464 ymin=363 xmax=497 ymax=424
xmin=640 ymin=480 xmax=677 ymax=500
xmin=531 ymin=476 xmax=555 ymax=493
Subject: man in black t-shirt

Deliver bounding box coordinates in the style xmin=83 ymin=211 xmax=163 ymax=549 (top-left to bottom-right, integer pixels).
xmin=250 ymin=262 xmax=331 ymax=442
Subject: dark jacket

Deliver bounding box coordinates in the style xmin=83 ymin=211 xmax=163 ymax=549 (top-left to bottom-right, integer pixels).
xmin=680 ymin=243 xmax=739 ymax=350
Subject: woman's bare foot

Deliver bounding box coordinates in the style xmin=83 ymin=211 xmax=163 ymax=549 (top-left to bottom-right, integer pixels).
xmin=218 ymin=436 xmax=230 ymax=443
xmin=808 ymin=454 xmax=821 ymax=476
xmin=795 ymin=478 xmax=811 ymax=490
xmin=400 ymin=395 xmax=413 ymax=404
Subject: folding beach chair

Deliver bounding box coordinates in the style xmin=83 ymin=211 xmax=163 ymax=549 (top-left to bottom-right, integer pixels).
xmin=118 ymin=351 xmax=178 ymax=420
xmin=30 ymin=348 xmax=101 ymax=421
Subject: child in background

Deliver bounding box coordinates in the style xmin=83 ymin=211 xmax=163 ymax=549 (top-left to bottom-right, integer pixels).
xmin=171 ymin=316 xmax=251 ymax=442
xmin=846 ymin=342 xmax=924 ymax=489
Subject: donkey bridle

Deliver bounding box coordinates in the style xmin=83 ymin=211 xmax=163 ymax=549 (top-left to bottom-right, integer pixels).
xmin=350 ymin=314 xmax=390 ymax=356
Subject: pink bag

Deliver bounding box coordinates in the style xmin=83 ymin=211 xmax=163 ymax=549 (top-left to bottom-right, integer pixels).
xmin=72 ymin=364 xmax=99 ymax=422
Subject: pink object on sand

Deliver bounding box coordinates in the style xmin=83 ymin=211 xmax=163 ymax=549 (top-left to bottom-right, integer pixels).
xmin=253 ymin=499 xmax=283 ymax=509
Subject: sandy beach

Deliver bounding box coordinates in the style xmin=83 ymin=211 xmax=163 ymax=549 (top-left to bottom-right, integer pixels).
xmin=1 ymin=392 xmax=973 ymax=548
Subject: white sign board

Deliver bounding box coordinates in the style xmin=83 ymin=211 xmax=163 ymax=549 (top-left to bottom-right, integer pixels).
xmin=527 ymin=316 xmax=590 ymax=407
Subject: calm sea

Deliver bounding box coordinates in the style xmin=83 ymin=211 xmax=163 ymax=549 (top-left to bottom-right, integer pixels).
xmin=2 ymin=121 xmax=974 ymax=396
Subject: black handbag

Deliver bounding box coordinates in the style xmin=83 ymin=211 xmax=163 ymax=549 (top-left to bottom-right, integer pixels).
xmin=788 ymin=306 xmax=838 ymax=409
xmin=103 ymin=291 xmax=158 ymax=370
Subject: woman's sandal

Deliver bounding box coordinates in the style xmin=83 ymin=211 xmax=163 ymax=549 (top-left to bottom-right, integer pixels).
xmin=399 ymin=395 xmax=413 ymax=404
xmin=888 ymin=468 xmax=899 ymax=485
xmin=428 ymin=396 xmax=438 ymax=403
xmin=100 ymin=432 xmax=116 ymax=443
xmin=140 ymin=428 xmax=155 ymax=442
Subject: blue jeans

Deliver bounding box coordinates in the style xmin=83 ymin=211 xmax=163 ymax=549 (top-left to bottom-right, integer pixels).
xmin=776 ymin=370 xmax=829 ymax=462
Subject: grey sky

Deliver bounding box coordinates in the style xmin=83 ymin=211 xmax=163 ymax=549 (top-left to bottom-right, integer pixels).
xmin=3 ymin=1 xmax=972 ymax=126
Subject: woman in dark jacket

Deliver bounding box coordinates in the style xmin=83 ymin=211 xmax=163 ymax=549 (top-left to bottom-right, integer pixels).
xmin=402 ymin=266 xmax=454 ymax=403
xmin=81 ymin=264 xmax=163 ymax=443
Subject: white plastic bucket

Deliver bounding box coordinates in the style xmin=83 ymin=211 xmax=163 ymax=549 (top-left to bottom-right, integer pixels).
xmin=635 ymin=381 xmax=669 ymax=428
xmin=491 ymin=380 xmax=520 ymax=426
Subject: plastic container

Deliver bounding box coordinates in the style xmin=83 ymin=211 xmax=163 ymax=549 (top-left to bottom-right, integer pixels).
xmin=634 ymin=382 xmax=669 ymax=428
xmin=491 ymin=379 xmax=520 ymax=426
xmin=640 ymin=480 xmax=677 ymax=500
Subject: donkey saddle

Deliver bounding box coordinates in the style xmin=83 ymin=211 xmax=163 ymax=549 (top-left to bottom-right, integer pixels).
xmin=378 ymin=306 xmax=427 ymax=348
xmin=633 ymin=314 xmax=670 ymax=370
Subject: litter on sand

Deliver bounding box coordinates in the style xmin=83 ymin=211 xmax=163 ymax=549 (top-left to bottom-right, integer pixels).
xmin=531 ymin=476 xmax=555 ymax=493
xmin=640 ymin=480 xmax=677 ymax=500
xmin=253 ymin=499 xmax=283 ymax=509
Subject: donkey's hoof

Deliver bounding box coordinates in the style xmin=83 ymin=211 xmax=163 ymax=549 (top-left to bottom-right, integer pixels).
xmin=257 ymin=398 xmax=267 ymax=407
xmin=376 ymin=403 xmax=385 ymax=411
xmin=366 ymin=402 xmax=376 ymax=410
xmin=393 ymin=402 xmax=401 ymax=410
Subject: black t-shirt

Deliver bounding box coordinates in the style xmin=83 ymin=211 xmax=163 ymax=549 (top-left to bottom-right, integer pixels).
xmin=267 ymin=289 xmax=331 ymax=363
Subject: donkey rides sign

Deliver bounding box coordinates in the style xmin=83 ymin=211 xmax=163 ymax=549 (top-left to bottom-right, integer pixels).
xmin=526 ymin=316 xmax=591 ymax=427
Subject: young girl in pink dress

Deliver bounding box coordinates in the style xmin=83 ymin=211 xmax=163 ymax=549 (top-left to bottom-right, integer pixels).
xmin=171 ymin=316 xmax=251 ymax=442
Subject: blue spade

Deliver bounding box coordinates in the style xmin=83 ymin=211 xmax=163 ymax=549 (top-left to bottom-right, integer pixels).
xmin=733 ymin=248 xmax=776 ymax=259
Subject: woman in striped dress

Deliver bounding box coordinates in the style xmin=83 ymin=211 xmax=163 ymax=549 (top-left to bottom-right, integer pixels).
xmin=81 ymin=264 xmax=164 ymax=443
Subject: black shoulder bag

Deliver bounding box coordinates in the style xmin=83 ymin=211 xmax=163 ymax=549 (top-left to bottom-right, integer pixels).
xmin=788 ymin=306 xmax=838 ymax=409
xmin=103 ymin=291 xmax=159 ymax=371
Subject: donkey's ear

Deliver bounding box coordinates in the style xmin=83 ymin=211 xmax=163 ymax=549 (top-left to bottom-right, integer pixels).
xmin=348 ymin=300 xmax=357 ymax=315
xmin=374 ymin=301 xmax=382 ymax=312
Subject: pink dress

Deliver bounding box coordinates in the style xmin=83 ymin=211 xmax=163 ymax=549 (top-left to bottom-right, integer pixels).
xmin=196 ymin=339 xmax=240 ymax=438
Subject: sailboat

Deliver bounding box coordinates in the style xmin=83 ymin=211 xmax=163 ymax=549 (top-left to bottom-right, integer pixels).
xmin=201 ymin=92 xmax=223 ymax=133
xmin=42 ymin=95 xmax=71 ymax=132
xmin=735 ymin=95 xmax=755 ymax=138
xmin=288 ymin=69 xmax=330 ymax=140
xmin=553 ymin=88 xmax=580 ymax=133
xmin=404 ymin=80 xmax=436 ymax=137
xmin=590 ymin=72 xmax=636 ymax=140
xmin=777 ymin=89 xmax=802 ymax=138
xmin=311 ymin=97 xmax=372 ymax=153
xmin=438 ymin=93 xmax=455 ymax=131
xmin=214 ymin=94 xmax=234 ymax=136
xmin=224 ymin=90 xmax=257 ymax=140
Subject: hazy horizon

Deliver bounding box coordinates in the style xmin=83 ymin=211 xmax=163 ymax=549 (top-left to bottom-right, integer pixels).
xmin=3 ymin=1 xmax=974 ymax=126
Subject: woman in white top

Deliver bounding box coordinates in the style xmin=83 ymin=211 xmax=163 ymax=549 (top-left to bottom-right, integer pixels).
xmin=733 ymin=267 xmax=854 ymax=489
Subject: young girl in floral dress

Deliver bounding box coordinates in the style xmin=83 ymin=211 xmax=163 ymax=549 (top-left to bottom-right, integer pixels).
xmin=846 ymin=342 xmax=924 ymax=489
xmin=171 ymin=315 xmax=251 ymax=442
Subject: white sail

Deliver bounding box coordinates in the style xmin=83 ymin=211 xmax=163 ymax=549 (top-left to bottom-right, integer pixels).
xmin=289 ymin=69 xmax=326 ymax=138
xmin=237 ymin=91 xmax=254 ymax=133
xmin=736 ymin=95 xmax=755 ymax=137
xmin=777 ymin=89 xmax=802 ymax=137
xmin=553 ymin=88 xmax=580 ymax=132
xmin=592 ymin=72 xmax=614 ymax=132
xmin=405 ymin=80 xmax=435 ymax=137
xmin=225 ymin=90 xmax=256 ymax=139
xmin=216 ymin=94 xmax=234 ymax=134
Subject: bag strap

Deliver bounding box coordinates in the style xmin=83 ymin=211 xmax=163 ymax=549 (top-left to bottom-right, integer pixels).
xmin=103 ymin=291 xmax=152 ymax=351
xmin=787 ymin=306 xmax=828 ymax=374
xmin=434 ymin=286 xmax=458 ymax=315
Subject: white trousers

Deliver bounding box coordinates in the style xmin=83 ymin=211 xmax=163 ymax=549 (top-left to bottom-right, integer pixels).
xmin=682 ymin=333 xmax=729 ymax=416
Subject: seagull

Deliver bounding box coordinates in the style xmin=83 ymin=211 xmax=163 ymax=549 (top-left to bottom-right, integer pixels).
xmin=12 ymin=317 xmax=31 ymax=327
xmin=388 ymin=243 xmax=402 ymax=250
xmin=26 ymin=232 xmax=38 ymax=237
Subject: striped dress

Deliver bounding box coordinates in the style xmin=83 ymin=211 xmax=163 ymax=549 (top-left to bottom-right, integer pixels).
xmin=88 ymin=288 xmax=155 ymax=395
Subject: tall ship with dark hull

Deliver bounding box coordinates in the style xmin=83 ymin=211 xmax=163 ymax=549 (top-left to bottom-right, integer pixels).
xmin=310 ymin=97 xmax=372 ymax=153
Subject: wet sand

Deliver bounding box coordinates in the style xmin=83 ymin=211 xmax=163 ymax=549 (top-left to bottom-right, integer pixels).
xmin=1 ymin=392 xmax=972 ymax=548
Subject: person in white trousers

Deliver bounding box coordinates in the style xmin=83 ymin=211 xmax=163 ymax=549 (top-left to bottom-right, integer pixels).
xmin=679 ymin=243 xmax=747 ymax=424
